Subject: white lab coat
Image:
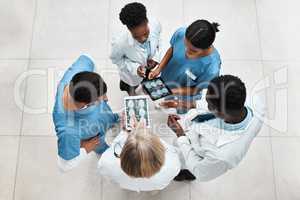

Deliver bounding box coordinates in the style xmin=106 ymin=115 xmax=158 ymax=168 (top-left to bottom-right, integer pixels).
xmin=177 ymin=97 xmax=266 ymax=181
xmin=110 ymin=19 xmax=162 ymax=86
xmin=98 ymin=131 xmax=181 ymax=192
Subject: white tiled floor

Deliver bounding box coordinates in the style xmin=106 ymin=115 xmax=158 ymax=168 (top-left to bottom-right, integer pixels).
xmin=0 ymin=0 xmax=299 ymax=200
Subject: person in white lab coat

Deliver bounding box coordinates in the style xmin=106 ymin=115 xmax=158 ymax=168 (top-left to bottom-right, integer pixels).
xmin=166 ymin=75 xmax=265 ymax=181
xmin=110 ymin=2 xmax=162 ymax=95
xmin=98 ymin=126 xmax=181 ymax=192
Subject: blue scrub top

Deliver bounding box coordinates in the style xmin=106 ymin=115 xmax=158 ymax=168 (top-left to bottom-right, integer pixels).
xmin=52 ymin=55 xmax=119 ymax=160
xmin=161 ymin=27 xmax=221 ymax=94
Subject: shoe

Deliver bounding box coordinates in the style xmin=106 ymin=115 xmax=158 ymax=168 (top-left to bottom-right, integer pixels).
xmin=174 ymin=170 xmax=196 ymax=181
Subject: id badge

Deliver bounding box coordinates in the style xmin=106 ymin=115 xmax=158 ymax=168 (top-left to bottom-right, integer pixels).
xmin=185 ymin=69 xmax=197 ymax=81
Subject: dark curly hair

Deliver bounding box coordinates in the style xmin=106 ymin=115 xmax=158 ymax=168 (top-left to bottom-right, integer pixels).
xmin=186 ymin=19 xmax=220 ymax=49
xmin=119 ymin=2 xmax=148 ymax=29
xmin=69 ymin=72 xmax=107 ymax=104
xmin=207 ymin=75 xmax=246 ymax=116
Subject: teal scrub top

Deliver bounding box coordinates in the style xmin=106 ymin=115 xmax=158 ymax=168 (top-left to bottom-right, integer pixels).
xmin=52 ymin=55 xmax=119 ymax=160
xmin=161 ymin=27 xmax=221 ymax=94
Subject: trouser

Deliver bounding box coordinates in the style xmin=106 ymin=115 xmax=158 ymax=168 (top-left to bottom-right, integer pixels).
xmin=119 ymin=80 xmax=139 ymax=95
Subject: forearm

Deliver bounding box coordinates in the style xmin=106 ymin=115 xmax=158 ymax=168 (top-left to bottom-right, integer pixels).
xmin=177 ymin=136 xmax=229 ymax=181
xmin=157 ymin=47 xmax=173 ymax=71
xmin=113 ymin=56 xmax=141 ymax=76
xmin=177 ymin=136 xmax=205 ymax=173
xmin=110 ymin=40 xmax=142 ymax=76
xmin=172 ymin=86 xmax=201 ymax=96
xmin=177 ymin=136 xmax=203 ymax=162
xmin=57 ymin=148 xmax=88 ymax=172
xmin=178 ymin=101 xmax=197 ymax=110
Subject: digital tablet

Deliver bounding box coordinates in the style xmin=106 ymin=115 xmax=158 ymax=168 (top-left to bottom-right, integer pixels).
xmin=142 ymin=77 xmax=172 ymax=101
xmin=124 ymin=95 xmax=150 ymax=130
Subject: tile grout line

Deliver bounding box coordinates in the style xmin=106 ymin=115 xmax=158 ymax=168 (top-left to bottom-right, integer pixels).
xmin=104 ymin=0 xmax=112 ymax=68
xmin=12 ymin=0 xmax=39 ymax=199
xmin=100 ymin=0 xmax=112 ymax=199
xmin=254 ymin=0 xmax=279 ymax=199
xmin=100 ymin=178 xmax=103 ymax=200
xmin=268 ymin=134 xmax=279 ymax=200
xmin=189 ymin=183 xmax=192 ymax=200
xmin=181 ymin=0 xmax=185 ymax=25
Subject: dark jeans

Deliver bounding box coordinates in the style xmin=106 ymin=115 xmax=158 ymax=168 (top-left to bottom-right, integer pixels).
xmin=119 ymin=80 xmax=139 ymax=95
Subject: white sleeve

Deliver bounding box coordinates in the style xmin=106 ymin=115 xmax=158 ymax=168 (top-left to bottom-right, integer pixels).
xmin=177 ymin=136 xmax=229 ymax=181
xmin=57 ymin=148 xmax=88 ymax=172
xmin=151 ymin=21 xmax=162 ymax=63
xmin=110 ymin=35 xmax=140 ymax=76
xmin=98 ymin=131 xmax=128 ymax=177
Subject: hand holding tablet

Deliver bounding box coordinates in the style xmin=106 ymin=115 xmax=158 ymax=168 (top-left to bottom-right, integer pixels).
xmin=142 ymin=78 xmax=172 ymax=100
xmin=124 ymin=96 xmax=150 ymax=130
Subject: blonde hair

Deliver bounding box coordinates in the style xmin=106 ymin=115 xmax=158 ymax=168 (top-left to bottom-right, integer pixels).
xmin=120 ymin=128 xmax=165 ymax=178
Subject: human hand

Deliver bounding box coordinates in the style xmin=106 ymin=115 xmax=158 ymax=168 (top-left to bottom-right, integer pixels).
xmin=167 ymin=115 xmax=185 ymax=137
xmin=160 ymin=100 xmax=196 ymax=109
xmin=80 ymin=135 xmax=100 ymax=153
xmin=159 ymin=100 xmax=179 ymax=108
xmin=120 ymin=111 xmax=126 ymax=130
xmin=130 ymin=115 xmax=146 ymax=130
xmin=171 ymin=88 xmax=180 ymax=95
xmin=137 ymin=66 xmax=146 ymax=78
xmin=147 ymin=59 xmax=159 ymax=69
xmin=148 ymin=67 xmax=161 ymax=80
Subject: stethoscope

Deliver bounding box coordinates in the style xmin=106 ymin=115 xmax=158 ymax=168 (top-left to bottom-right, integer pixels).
xmin=113 ymin=142 xmax=123 ymax=158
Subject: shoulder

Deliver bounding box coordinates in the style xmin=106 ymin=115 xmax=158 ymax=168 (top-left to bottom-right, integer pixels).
xmin=111 ymin=29 xmax=132 ymax=48
xmin=98 ymin=147 xmax=121 ymax=176
xmin=148 ymin=18 xmax=162 ymax=32
xmin=245 ymin=107 xmax=264 ymax=136
xmin=202 ymin=49 xmax=222 ymax=74
xmin=170 ymin=27 xmax=186 ymax=45
xmin=210 ymin=48 xmax=222 ymax=63
xmin=160 ymin=139 xmax=181 ymax=172
xmin=98 ymin=147 xmax=115 ymax=167
xmin=173 ymin=27 xmax=186 ymax=39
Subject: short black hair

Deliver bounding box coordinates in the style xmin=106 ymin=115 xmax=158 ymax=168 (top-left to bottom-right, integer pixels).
xmin=185 ymin=19 xmax=220 ymax=49
xmin=207 ymin=75 xmax=246 ymax=116
xmin=69 ymin=72 xmax=107 ymax=104
xmin=119 ymin=2 xmax=148 ymax=29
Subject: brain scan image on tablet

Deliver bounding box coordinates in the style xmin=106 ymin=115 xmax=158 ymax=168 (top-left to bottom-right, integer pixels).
xmin=156 ymin=89 xmax=162 ymax=96
xmin=151 ymin=82 xmax=157 ymax=87
xmin=128 ymin=100 xmax=135 ymax=108
xmin=129 ymin=109 xmax=135 ymax=116
xmin=162 ymin=88 xmax=168 ymax=94
xmin=124 ymin=96 xmax=150 ymax=130
xmin=156 ymin=79 xmax=163 ymax=85
xmin=142 ymin=78 xmax=172 ymax=100
xmin=138 ymin=99 xmax=145 ymax=108
xmin=145 ymin=82 xmax=152 ymax=89
xmin=139 ymin=108 xmax=146 ymax=117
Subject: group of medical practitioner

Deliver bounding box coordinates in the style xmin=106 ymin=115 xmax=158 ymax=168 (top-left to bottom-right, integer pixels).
xmin=52 ymin=2 xmax=265 ymax=192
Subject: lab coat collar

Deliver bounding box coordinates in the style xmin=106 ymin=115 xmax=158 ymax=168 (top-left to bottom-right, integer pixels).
xmin=125 ymin=19 xmax=154 ymax=47
xmin=189 ymin=107 xmax=254 ymax=148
